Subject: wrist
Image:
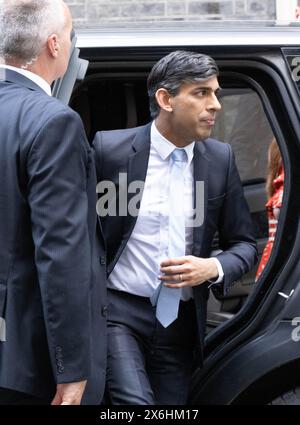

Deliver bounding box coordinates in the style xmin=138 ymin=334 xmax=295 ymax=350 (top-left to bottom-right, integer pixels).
xmin=208 ymin=258 xmax=219 ymax=280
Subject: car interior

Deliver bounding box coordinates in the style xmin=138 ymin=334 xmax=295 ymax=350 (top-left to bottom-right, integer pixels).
xmin=69 ymin=66 xmax=276 ymax=333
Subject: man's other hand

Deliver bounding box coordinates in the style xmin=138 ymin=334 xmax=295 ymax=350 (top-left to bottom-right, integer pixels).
xmin=51 ymin=380 xmax=87 ymax=405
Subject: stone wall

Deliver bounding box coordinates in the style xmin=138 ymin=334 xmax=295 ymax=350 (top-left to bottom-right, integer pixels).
xmin=65 ymin=0 xmax=276 ymax=28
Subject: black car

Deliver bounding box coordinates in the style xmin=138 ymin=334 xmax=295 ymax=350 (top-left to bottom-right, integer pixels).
xmin=56 ymin=24 xmax=300 ymax=405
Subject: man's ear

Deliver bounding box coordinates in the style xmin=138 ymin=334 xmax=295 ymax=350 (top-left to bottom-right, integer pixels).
xmin=155 ymin=88 xmax=173 ymax=113
xmin=47 ymin=33 xmax=59 ymax=58
xmin=295 ymin=6 xmax=300 ymax=20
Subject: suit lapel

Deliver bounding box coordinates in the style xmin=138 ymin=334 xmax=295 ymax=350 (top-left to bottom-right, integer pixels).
xmin=113 ymin=128 xmax=210 ymax=268
xmin=0 ymin=68 xmax=46 ymax=94
xmin=192 ymin=142 xmax=209 ymax=256
xmin=121 ymin=123 xmax=151 ymax=242
xmin=121 ymin=132 xmax=210 ymax=254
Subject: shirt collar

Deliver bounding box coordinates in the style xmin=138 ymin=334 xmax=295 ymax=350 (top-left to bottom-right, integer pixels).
xmin=0 ymin=64 xmax=52 ymax=96
xmin=151 ymin=121 xmax=195 ymax=166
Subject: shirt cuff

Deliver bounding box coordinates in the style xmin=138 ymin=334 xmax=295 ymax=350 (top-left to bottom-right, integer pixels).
xmin=209 ymin=257 xmax=224 ymax=283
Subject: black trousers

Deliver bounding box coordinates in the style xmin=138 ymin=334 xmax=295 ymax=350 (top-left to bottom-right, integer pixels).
xmin=0 ymin=388 xmax=49 ymax=405
xmin=106 ymin=289 xmax=198 ymax=405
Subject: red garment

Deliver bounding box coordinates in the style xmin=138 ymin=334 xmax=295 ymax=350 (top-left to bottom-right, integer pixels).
xmin=255 ymin=168 xmax=284 ymax=280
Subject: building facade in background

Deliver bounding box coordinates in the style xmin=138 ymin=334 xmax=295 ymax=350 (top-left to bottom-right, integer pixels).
xmin=0 ymin=1 xmax=297 ymax=28
xmin=66 ymin=0 xmax=278 ymax=27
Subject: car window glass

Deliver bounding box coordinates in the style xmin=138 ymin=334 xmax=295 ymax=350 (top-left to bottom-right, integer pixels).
xmin=211 ymin=89 xmax=274 ymax=182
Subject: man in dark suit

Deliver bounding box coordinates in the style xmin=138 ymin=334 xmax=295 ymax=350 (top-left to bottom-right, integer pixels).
xmin=93 ymin=50 xmax=257 ymax=405
xmin=0 ymin=0 xmax=106 ymax=405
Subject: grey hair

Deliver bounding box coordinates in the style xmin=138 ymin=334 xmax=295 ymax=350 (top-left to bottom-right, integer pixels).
xmin=0 ymin=0 xmax=67 ymax=67
xmin=147 ymin=50 xmax=219 ymax=119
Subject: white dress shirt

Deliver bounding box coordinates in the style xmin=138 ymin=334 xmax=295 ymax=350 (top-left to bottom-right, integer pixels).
xmin=0 ymin=64 xmax=51 ymax=96
xmin=108 ymin=122 xmax=224 ymax=300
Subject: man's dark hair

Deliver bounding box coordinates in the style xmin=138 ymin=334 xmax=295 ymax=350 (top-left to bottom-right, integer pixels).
xmin=147 ymin=50 xmax=219 ymax=119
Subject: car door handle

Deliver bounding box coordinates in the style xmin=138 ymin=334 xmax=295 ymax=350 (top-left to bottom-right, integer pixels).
xmin=278 ymin=289 xmax=294 ymax=301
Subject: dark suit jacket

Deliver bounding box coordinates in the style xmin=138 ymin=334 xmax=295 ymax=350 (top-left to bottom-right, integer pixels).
xmin=93 ymin=122 xmax=257 ymax=362
xmin=0 ymin=69 xmax=107 ymax=404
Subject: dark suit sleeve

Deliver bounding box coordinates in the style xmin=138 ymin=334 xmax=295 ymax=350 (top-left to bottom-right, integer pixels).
xmin=92 ymin=132 xmax=103 ymax=180
xmin=27 ymin=108 xmax=92 ymax=384
xmin=215 ymin=144 xmax=258 ymax=294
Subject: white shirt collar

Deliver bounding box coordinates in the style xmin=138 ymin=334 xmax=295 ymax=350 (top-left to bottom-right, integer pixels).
xmin=0 ymin=64 xmax=52 ymax=96
xmin=151 ymin=121 xmax=195 ymax=166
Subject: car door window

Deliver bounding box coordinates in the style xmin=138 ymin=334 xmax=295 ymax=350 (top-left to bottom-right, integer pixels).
xmin=207 ymin=86 xmax=278 ymax=331
xmin=212 ymin=89 xmax=273 ymax=182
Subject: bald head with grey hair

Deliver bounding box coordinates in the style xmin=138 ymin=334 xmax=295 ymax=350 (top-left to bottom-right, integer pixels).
xmin=0 ymin=0 xmax=67 ymax=68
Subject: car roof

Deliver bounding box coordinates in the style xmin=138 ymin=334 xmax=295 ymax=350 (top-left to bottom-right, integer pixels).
xmin=77 ymin=26 xmax=300 ymax=48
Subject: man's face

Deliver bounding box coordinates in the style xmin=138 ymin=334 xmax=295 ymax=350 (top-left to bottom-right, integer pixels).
xmin=55 ymin=2 xmax=73 ymax=78
xmin=168 ymin=76 xmax=221 ymax=143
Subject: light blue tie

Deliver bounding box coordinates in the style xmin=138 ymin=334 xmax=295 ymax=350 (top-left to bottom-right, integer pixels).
xmin=151 ymin=148 xmax=187 ymax=327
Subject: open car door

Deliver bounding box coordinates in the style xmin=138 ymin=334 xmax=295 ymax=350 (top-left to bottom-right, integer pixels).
xmin=52 ymin=32 xmax=88 ymax=105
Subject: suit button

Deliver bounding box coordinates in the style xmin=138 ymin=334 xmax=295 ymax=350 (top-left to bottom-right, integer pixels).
xmin=100 ymin=256 xmax=106 ymax=265
xmin=101 ymin=306 xmax=107 ymax=317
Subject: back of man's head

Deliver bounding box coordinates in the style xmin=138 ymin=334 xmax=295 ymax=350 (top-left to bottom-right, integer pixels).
xmin=0 ymin=0 xmax=66 ymax=68
xmin=147 ymin=50 xmax=219 ymax=119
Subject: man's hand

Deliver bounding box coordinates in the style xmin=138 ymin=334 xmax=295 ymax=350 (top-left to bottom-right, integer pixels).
xmin=51 ymin=380 xmax=87 ymax=405
xmin=159 ymin=256 xmax=219 ymax=288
